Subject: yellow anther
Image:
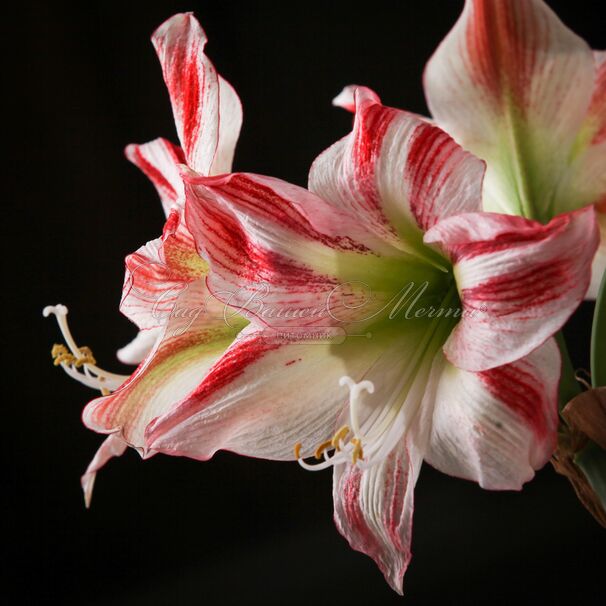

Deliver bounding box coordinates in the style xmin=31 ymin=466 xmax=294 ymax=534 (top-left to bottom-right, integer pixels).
xmin=351 ymin=438 xmax=364 ymax=464
xmin=51 ymin=344 xmax=67 ymax=358
xmin=294 ymin=442 xmax=303 ymax=459
xmin=73 ymin=346 xmax=96 ymax=368
xmin=314 ymin=440 xmax=333 ymax=460
xmin=51 ymin=344 xmax=76 ymax=366
xmin=330 ymin=425 xmax=350 ymax=451
xmin=101 ymin=387 xmax=110 ymax=396
xmin=51 ymin=343 xmax=97 ymax=368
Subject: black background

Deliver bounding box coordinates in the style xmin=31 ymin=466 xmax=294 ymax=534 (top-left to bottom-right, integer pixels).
xmin=7 ymin=1 xmax=605 ymax=604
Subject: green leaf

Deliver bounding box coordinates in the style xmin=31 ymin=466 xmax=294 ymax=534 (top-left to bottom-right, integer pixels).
xmin=591 ymin=268 xmax=606 ymax=388
xmin=575 ymin=441 xmax=606 ymax=507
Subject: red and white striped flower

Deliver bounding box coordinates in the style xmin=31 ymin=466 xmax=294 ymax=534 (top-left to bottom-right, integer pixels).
xmin=423 ymin=0 xmax=606 ymax=296
xmin=119 ymin=12 xmax=243 ymax=363
xmin=45 ymin=13 xmax=247 ymax=505
xmin=138 ymin=88 xmax=598 ymax=593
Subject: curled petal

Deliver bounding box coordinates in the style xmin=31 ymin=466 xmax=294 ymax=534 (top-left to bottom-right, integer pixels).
xmin=120 ymin=208 xmax=207 ymax=331
xmin=212 ymin=76 xmax=242 ymax=174
xmin=81 ymin=434 xmax=128 ymax=508
xmin=125 ymin=138 xmax=185 ymax=217
xmin=310 ymin=87 xmax=485 ymax=253
xmin=425 ymin=206 xmax=599 ymax=371
xmin=332 ymin=84 xmax=374 ymax=113
xmin=152 ymin=13 xmax=241 ymax=175
xmin=116 ymin=326 xmax=162 ymax=365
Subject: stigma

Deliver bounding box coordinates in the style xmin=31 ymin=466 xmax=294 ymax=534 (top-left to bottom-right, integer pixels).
xmin=294 ymin=376 xmax=374 ymax=471
xmin=43 ymin=304 xmax=129 ymax=394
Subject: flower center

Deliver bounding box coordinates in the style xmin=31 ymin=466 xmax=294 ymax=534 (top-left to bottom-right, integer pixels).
xmin=294 ymin=282 xmax=460 ymax=471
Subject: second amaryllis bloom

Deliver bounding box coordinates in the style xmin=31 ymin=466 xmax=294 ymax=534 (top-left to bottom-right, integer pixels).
xmin=138 ymin=88 xmax=598 ymax=593
xmin=46 ymin=13 xmax=248 ymax=504
xmin=424 ymin=0 xmax=606 ymax=296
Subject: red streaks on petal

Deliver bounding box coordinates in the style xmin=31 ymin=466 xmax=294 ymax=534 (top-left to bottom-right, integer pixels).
xmin=406 ymin=122 xmax=472 ymax=230
xmin=144 ymin=337 xmax=280 ymax=443
xmin=588 ymin=53 xmax=606 ymax=145
xmin=465 ymin=0 xmax=541 ymax=107
xmin=478 ymin=360 xmax=551 ymax=439
xmin=179 ymin=47 xmax=202 ymax=160
xmin=340 ymin=467 xmax=386 ymax=561
xmin=131 ymin=146 xmax=179 ymax=202
xmin=351 ymin=102 xmax=395 ymax=218
xmin=462 ymin=258 xmax=574 ymax=314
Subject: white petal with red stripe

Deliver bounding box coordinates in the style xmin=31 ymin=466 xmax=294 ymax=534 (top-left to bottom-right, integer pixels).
xmin=424 ymin=0 xmax=595 ymax=220
xmin=144 ymin=315 xmax=442 ymax=463
xmin=309 ymin=87 xmax=485 ymax=253
xmin=152 ymin=13 xmax=241 ymax=175
xmin=183 ymin=171 xmax=422 ymax=328
xmin=120 ymin=208 xmax=207 ymax=331
xmin=84 ymin=280 xmax=246 ymax=449
xmin=125 ymin=138 xmax=185 ymax=217
xmin=81 ymin=434 xmax=128 ymax=508
xmin=425 ymin=207 xmax=599 ymax=371
xmin=425 ymin=339 xmax=560 ymax=490
xmin=333 ymin=436 xmax=421 ymax=595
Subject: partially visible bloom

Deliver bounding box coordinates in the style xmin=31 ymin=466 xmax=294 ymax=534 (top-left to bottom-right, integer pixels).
xmin=140 ymin=88 xmax=598 ymax=593
xmin=423 ymin=0 xmax=605 ymax=295
xmin=119 ymin=11 xmax=243 ymax=363
xmin=46 ymin=13 xmax=247 ymax=505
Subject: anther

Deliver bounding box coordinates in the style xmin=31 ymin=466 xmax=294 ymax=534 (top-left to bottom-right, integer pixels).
xmin=52 ymin=344 xmax=75 ymax=366
xmin=331 ymin=425 xmax=350 ymax=451
xmin=351 ymin=438 xmax=364 ymax=463
xmin=44 ymin=304 xmax=129 ymax=394
xmin=314 ymin=440 xmax=333 ymax=460
xmin=73 ymin=346 xmax=96 ymax=368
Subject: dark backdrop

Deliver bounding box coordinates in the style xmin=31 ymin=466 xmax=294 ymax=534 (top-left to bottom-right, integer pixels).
xmin=7 ymin=1 xmax=605 ymax=604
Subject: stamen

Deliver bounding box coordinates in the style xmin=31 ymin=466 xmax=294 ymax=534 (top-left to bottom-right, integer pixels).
xmin=331 ymin=425 xmax=349 ymax=451
xmin=51 ymin=344 xmax=76 ymax=366
xmin=351 ymin=438 xmax=364 ymax=463
xmin=314 ymin=440 xmax=333 ymax=460
xmin=44 ymin=304 xmax=129 ymax=394
xmin=73 ymin=346 xmax=96 ymax=368
xmin=294 ymin=378 xmax=375 ymax=472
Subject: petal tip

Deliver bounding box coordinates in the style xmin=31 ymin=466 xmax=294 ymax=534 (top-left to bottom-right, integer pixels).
xmin=332 ymin=85 xmax=358 ymax=112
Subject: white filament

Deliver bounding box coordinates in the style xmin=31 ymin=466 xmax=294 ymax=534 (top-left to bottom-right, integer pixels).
xmin=43 ymin=304 xmax=128 ymax=393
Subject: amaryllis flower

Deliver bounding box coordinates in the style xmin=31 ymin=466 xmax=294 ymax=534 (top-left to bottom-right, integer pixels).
xmin=119 ymin=12 xmax=243 ymax=363
xmin=140 ymin=88 xmax=598 ymax=593
xmin=423 ymin=0 xmax=606 ymax=296
xmin=45 ymin=13 xmax=247 ymax=504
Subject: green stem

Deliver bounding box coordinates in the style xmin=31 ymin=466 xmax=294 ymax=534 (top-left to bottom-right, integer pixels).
xmin=590 ymin=269 xmax=606 ymax=388
xmin=555 ymin=331 xmax=580 ymax=412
